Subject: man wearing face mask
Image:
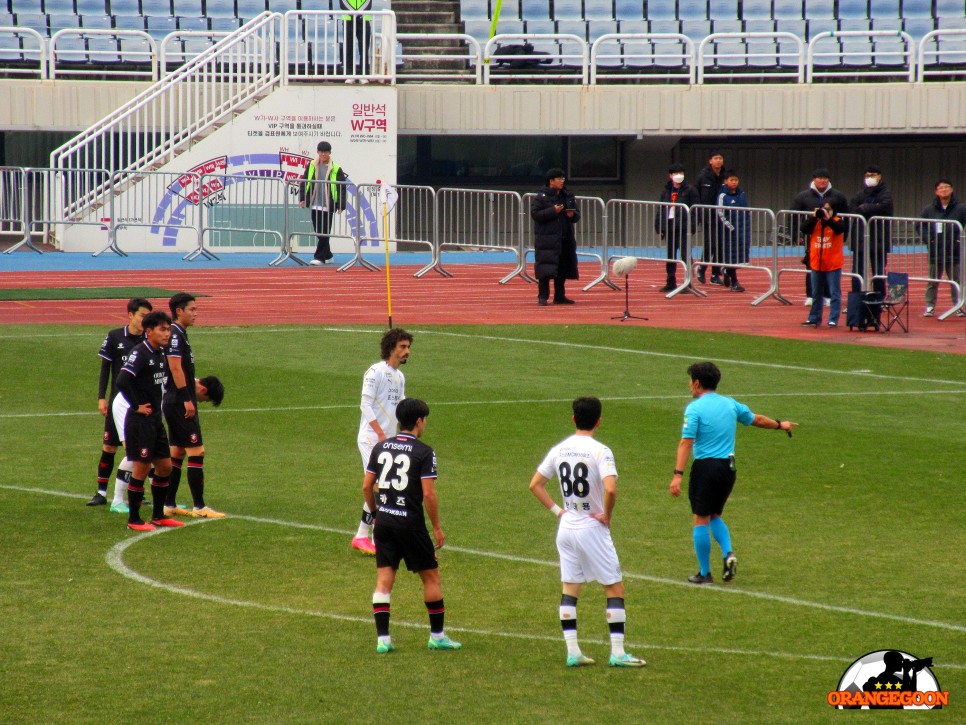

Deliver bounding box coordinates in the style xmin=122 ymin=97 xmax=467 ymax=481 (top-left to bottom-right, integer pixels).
xmin=849 ymin=165 xmax=893 ymax=298
xmin=792 ymin=169 xmax=848 ymax=306
xmin=656 ymin=163 xmax=700 ymax=292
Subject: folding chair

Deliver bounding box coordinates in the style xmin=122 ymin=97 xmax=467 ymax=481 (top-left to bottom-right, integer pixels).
xmin=879 ymin=271 xmax=909 ymax=333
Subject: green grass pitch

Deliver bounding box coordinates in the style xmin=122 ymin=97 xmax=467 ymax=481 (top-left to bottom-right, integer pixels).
xmin=1 ymin=324 xmax=963 ymax=723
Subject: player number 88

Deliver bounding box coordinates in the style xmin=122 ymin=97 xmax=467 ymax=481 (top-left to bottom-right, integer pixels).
xmin=558 ymin=461 xmax=590 ymax=498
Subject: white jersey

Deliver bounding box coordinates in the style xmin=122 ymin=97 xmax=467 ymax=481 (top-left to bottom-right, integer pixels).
xmin=537 ymin=434 xmax=618 ymax=530
xmin=357 ymin=360 xmax=406 ymax=446
xmin=111 ymin=392 xmax=131 ymax=443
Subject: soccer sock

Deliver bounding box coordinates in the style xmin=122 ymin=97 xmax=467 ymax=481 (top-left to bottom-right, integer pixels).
xmin=355 ymin=502 xmax=374 ymax=538
xmin=186 ymin=456 xmax=205 ymax=509
xmin=693 ymin=525 xmax=712 ymax=576
xmin=709 ymin=517 xmax=733 ymax=559
xmin=112 ymin=460 xmax=133 ymax=506
xmin=127 ymin=477 xmax=145 ymax=523
xmin=606 ymin=597 xmax=626 ymax=657
xmin=166 ymin=457 xmax=184 ymax=506
xmin=97 ymin=450 xmax=115 ymax=495
xmin=150 ymin=474 xmax=169 ymax=520
xmin=372 ymin=592 xmax=391 ymax=638
xmin=425 ymin=599 xmax=445 ymax=637
xmin=560 ymin=594 xmax=580 ymax=655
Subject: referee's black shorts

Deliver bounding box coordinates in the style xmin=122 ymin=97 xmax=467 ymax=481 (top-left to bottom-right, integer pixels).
xmin=373 ymin=523 xmax=438 ymax=573
xmin=688 ymin=457 xmax=736 ymax=517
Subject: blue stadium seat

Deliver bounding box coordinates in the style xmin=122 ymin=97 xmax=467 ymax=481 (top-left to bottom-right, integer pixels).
xmin=236 ymin=0 xmax=268 ymax=22
xmin=744 ymin=18 xmax=776 ymax=31
xmin=178 ymin=16 xmax=209 ymax=31
xmin=146 ymin=14 xmax=177 ymax=39
xmin=650 ymin=18 xmax=682 ymax=33
xmin=803 ymin=0 xmax=833 ymax=19
xmin=520 ymin=0 xmax=551 ymax=21
xmin=837 ymin=0 xmax=868 ymax=19
xmin=936 ymin=0 xmax=966 ymax=19
xmin=81 ymin=14 xmax=113 ymax=28
xmin=88 ymin=35 xmax=120 ymax=63
xmin=939 ymin=15 xmax=966 ymax=29
xmin=55 ymin=35 xmax=89 ymax=63
xmin=584 ymin=0 xmax=615 ymax=21
xmin=553 ymin=0 xmax=583 ymax=21
xmin=614 ymin=0 xmax=644 ymax=21
xmin=772 ymin=0 xmax=803 ymax=19
xmin=740 ymin=0 xmax=773 ymax=20
xmin=678 ymin=1 xmax=708 ymax=21
xmin=172 ymin=0 xmax=202 ymax=17
xmin=807 ymin=18 xmax=838 ymax=38
xmin=206 ymin=2 xmax=238 ymax=19
xmin=712 ymin=18 xmax=742 ymax=33
xmin=14 ymin=14 xmax=49 ymax=34
xmin=209 ymin=16 xmax=242 ymax=31
xmin=681 ymin=19 xmax=712 ymax=39
xmin=114 ymin=14 xmax=146 ymax=29
xmin=588 ymin=18 xmax=618 ymax=39
xmin=76 ymin=0 xmax=106 ymax=12
xmin=646 ymin=1 xmax=677 ymax=21
xmin=49 ymin=13 xmax=81 ymax=31
xmin=0 ymin=12 xmax=14 ymax=26
xmin=839 ymin=18 xmax=870 ymax=31
xmin=118 ymin=34 xmax=152 ymax=61
xmin=618 ymin=18 xmax=648 ymax=33
xmin=499 ymin=0 xmax=521 ymax=19
xmin=524 ymin=18 xmax=555 ymax=36
xmin=0 ymin=33 xmax=26 ymax=63
xmin=898 ymin=0 xmax=931 ymax=18
xmin=270 ymin=0 xmax=299 ymax=13
xmin=556 ymin=18 xmax=588 ymax=39
xmin=903 ymin=17 xmax=935 ymax=40
xmin=44 ymin=0 xmax=75 ymax=13
xmin=460 ymin=0 xmax=489 ymax=21
xmin=141 ymin=0 xmax=172 ymax=17
xmin=708 ymin=0 xmax=739 ymax=22
xmin=109 ymin=0 xmax=141 ymax=16
xmin=872 ymin=16 xmax=902 ymax=30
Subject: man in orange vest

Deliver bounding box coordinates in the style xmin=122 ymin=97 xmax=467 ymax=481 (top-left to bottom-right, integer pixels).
xmin=801 ymin=201 xmax=847 ymax=328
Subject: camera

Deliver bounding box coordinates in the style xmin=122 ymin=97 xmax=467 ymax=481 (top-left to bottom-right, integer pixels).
xmin=814 ymin=207 xmax=827 ymax=219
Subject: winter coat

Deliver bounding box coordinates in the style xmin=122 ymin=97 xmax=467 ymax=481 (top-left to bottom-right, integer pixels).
xmin=655 ymin=181 xmax=700 ymax=238
xmin=849 ymin=182 xmax=893 ymax=253
xmin=920 ymin=195 xmax=966 ymax=262
xmin=716 ymin=185 xmax=751 ymax=264
xmin=802 ymin=212 xmax=847 ymax=271
xmin=530 ymin=185 xmax=580 ymax=280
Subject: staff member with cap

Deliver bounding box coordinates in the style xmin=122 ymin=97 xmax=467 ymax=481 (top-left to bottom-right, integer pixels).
xmin=530 ymin=168 xmax=580 ymax=306
xmin=669 ymin=362 xmax=797 ymax=585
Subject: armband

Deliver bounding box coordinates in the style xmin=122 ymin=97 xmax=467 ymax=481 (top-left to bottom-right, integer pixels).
xmin=673 ymin=469 xmax=684 ymax=476
xmin=550 ymin=504 xmax=562 ymax=517
xmin=176 ymin=385 xmax=191 ymax=403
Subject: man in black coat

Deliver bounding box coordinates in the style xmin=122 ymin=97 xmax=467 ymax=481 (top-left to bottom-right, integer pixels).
xmin=849 ymin=165 xmax=894 ymax=296
xmin=695 ymin=150 xmax=725 ymax=284
xmin=791 ymin=168 xmax=849 ymax=304
xmin=531 ymin=168 xmax=580 ymax=306
xmin=919 ymin=179 xmax=966 ymax=316
xmin=656 ymin=163 xmax=700 ymax=292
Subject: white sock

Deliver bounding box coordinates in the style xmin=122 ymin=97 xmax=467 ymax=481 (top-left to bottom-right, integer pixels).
xmin=607 ymin=606 xmax=626 ymax=657
xmin=355 ymin=502 xmax=374 ymax=538
xmin=112 ymin=459 xmax=133 ymax=505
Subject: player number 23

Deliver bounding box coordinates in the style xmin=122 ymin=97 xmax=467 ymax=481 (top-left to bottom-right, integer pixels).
xmin=558 ymin=461 xmax=590 ymax=498
xmin=376 ymin=451 xmax=411 ymax=491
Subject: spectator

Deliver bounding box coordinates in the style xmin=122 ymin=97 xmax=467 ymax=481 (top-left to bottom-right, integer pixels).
xmin=656 ymin=163 xmax=700 ymax=292
xmin=792 ymin=169 xmax=848 ymax=305
xmin=695 ymin=150 xmax=726 ymax=285
xmin=299 ymin=141 xmax=349 ymax=266
xmin=800 ymin=201 xmax=847 ymax=328
xmin=530 ymin=168 xmax=580 ymax=306
xmin=849 ymin=165 xmax=894 ymax=297
xmin=920 ymin=179 xmax=966 ymax=317
xmin=715 ymin=171 xmax=750 ymax=293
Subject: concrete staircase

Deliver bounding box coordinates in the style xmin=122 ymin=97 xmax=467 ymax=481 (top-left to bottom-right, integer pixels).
xmin=393 ymin=0 xmax=470 ymax=79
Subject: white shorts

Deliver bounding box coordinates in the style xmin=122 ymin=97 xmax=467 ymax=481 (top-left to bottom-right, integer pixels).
xmin=358 ymin=437 xmax=375 ymax=469
xmin=556 ymin=522 xmax=623 ymax=586
xmin=111 ymin=394 xmax=131 ymax=444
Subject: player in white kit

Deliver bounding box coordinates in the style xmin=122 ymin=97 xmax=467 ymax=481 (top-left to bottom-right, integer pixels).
xmin=354 ymin=328 xmax=413 ymax=555
xmin=529 ymin=397 xmax=646 ymax=668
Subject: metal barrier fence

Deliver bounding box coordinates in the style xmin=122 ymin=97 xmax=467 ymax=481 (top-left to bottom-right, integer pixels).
xmin=521 ymin=193 xmax=615 ymax=292
xmin=869 ymin=216 xmax=965 ymax=320
xmin=281 ymin=10 xmax=397 ymax=84
xmin=354 ymin=183 xmax=437 ymax=274
xmin=282 ymin=178 xmax=362 ymax=268
xmin=434 ymin=188 xmax=528 ymax=284
xmin=0 ymin=167 xmax=34 ymax=254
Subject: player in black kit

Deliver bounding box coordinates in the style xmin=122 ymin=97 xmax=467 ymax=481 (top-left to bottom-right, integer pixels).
xmin=162 ymin=292 xmax=224 ymax=519
xmin=362 ymin=398 xmax=461 ymax=654
xmin=87 ymin=298 xmax=153 ymax=509
xmin=114 ymin=310 xmax=184 ymax=532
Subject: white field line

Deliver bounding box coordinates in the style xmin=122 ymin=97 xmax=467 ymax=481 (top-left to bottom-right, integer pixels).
xmin=4 ymin=484 xmax=965 ymax=654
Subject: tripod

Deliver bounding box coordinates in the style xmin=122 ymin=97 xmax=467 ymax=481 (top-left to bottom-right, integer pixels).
xmin=611 ymin=258 xmax=648 ymax=321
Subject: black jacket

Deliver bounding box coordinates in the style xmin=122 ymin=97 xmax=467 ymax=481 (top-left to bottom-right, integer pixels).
xmin=655 ymin=181 xmax=700 ymax=237
xmin=695 ymin=165 xmax=724 ymax=206
xmin=850 ymin=182 xmax=894 ymax=252
xmin=530 ymin=185 xmax=580 ymax=280
xmin=920 ymin=195 xmax=966 ymax=261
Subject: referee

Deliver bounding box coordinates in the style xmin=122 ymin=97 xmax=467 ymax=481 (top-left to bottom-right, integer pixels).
xmin=669 ymin=362 xmax=797 ymax=584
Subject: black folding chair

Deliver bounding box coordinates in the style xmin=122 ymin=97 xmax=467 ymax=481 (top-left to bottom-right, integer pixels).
xmin=878 ymin=271 xmax=909 ymax=333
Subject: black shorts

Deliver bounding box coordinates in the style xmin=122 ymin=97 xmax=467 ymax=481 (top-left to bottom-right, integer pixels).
xmin=102 ymin=400 xmax=121 ymax=447
xmin=163 ymin=398 xmax=203 ymax=448
xmin=688 ymin=457 xmax=736 ymax=517
xmin=373 ymin=524 xmax=438 ymax=573
xmin=124 ymin=413 xmax=171 ymax=463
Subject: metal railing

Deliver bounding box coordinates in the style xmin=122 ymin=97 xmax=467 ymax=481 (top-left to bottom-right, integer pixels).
xmin=159 ymin=31 xmax=232 ymax=76
xmin=697 ymin=32 xmax=806 ymax=83
xmin=806 ymin=30 xmax=915 ymax=83
xmin=590 ymin=33 xmax=695 ymax=83
xmin=483 ymin=33 xmax=589 ymax=84
xmin=396 ymin=32 xmax=482 ymax=84
xmin=0 ymin=27 xmax=47 ymax=79
xmin=49 ymin=28 xmax=157 ymax=81
xmin=917 ymin=29 xmax=966 ymax=82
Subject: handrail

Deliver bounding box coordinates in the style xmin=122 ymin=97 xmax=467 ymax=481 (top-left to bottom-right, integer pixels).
xmin=0 ymin=26 xmax=48 ymax=79
xmin=49 ymin=12 xmax=282 ymax=220
xmin=158 ymin=30 xmax=231 ymax=75
xmin=806 ymin=30 xmax=915 ymax=83
xmin=590 ymin=32 xmax=696 ymax=84
xmin=396 ymin=33 xmax=483 ymax=84
xmin=483 ymin=33 xmax=589 ymax=84
xmin=49 ymin=28 xmax=158 ymax=81
xmin=696 ymin=31 xmax=805 ymax=83
xmin=917 ymin=28 xmax=966 ymax=82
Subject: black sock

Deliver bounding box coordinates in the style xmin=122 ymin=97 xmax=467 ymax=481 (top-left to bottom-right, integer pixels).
xmin=166 ymin=457 xmax=183 ymax=506
xmin=97 ymin=450 xmax=115 ymax=494
xmin=128 ymin=478 xmax=145 ymax=523
xmin=186 ymin=456 xmax=205 ymax=509
xmin=425 ymin=598 xmax=445 ymax=635
xmin=373 ymin=598 xmax=391 ymax=637
xmin=362 ymin=507 xmax=374 ymax=526
xmin=151 ymin=475 xmax=169 ymax=520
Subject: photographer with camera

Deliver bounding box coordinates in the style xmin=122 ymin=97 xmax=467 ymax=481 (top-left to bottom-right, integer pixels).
xmin=801 ymin=200 xmax=848 ymax=328
xmin=792 ymin=169 xmax=849 ymax=306
xmin=531 ymin=168 xmax=581 ymax=306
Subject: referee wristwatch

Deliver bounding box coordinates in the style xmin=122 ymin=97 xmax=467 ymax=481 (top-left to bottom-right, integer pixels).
xmin=673 ymin=469 xmax=684 ymax=476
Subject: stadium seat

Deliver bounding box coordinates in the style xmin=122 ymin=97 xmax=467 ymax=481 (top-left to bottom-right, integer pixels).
xmin=178 ymin=16 xmax=209 ymax=31
xmin=903 ymin=17 xmax=936 ymax=41
xmin=0 ymin=33 xmax=26 ymax=63
xmin=49 ymin=14 xmax=81 ymax=32
xmin=772 ymin=0 xmax=803 ymax=19
xmin=647 ymin=1 xmax=677 ymax=21
xmin=712 ymin=18 xmax=743 ymax=34
xmin=14 ymin=14 xmax=49 ymax=35
xmin=140 ymin=0 xmax=172 ymax=16
xmin=740 ymin=0 xmax=773 ymax=21
xmin=873 ymin=34 xmax=908 ymax=66
xmin=588 ymin=18 xmax=618 ymax=39
xmin=553 ymin=0 xmax=583 ymax=21
xmin=114 ymin=15 xmax=146 ymax=30
xmin=146 ymin=15 xmax=177 ymax=39
xmin=206 ymin=3 xmax=238 ymax=20
xmin=44 ymin=0 xmax=75 ymax=14
xmin=109 ymin=0 xmax=141 ymax=16
xmin=898 ymin=0 xmax=931 ymax=18
xmin=744 ymin=18 xmax=776 ymax=32
xmin=614 ymin=0 xmax=643 ymax=21
xmin=681 ymin=19 xmax=712 ymax=40
xmin=556 ymin=18 xmax=588 ymax=39
xmin=837 ymin=0 xmax=868 ymax=19
xmin=584 ymin=0 xmax=615 ymax=21
xmin=0 ymin=12 xmax=14 ymax=26
xmin=524 ymin=18 xmax=556 ymax=33
xmin=209 ymin=16 xmax=242 ymax=31
xmin=172 ymin=0 xmax=202 ymax=16
xmin=807 ymin=18 xmax=838 ymax=39
xmin=499 ymin=0 xmax=521 ymax=19
xmin=520 ymin=0 xmax=551 ymax=21
xmin=236 ymin=0 xmax=268 ymax=22
xmin=708 ymin=0 xmax=739 ymax=22
xmin=271 ymin=0 xmax=299 ymax=14
xmin=840 ymin=36 xmax=872 ymax=66
xmin=81 ymin=15 xmax=113 ymax=28
xmin=54 ymin=35 xmax=89 ymax=63
xmin=939 ymin=16 xmax=966 ymax=29
xmin=936 ymin=0 xmax=966 ymax=19
xmin=650 ymin=18 xmax=682 ymax=34
xmin=803 ymin=0 xmax=834 ymax=19
xmin=459 ymin=0 xmax=489 ymax=21
xmin=678 ymin=0 xmax=708 ymax=21
xmin=76 ymin=0 xmax=106 ymax=12
xmin=839 ymin=18 xmax=870 ymax=32
xmin=87 ymin=35 xmax=120 ymax=64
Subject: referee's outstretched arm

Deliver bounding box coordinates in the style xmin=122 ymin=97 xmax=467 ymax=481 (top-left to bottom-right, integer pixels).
xmin=751 ymin=415 xmax=798 ymax=437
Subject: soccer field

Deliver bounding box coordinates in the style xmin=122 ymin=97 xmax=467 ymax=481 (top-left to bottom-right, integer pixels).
xmin=1 ymin=323 xmax=963 ymax=724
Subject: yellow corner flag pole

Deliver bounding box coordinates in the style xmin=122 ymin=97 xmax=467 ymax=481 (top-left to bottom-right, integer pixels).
xmin=379 ymin=180 xmax=398 ymax=328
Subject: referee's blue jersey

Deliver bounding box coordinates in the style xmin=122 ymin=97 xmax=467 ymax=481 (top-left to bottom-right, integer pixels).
xmin=682 ymin=392 xmax=755 ymax=459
